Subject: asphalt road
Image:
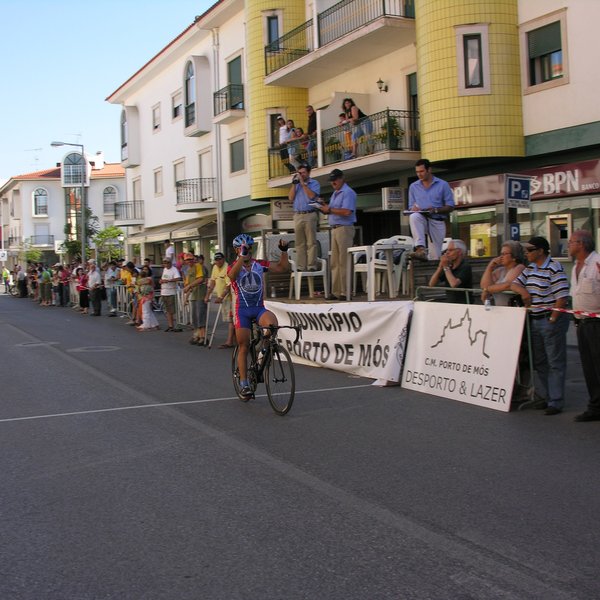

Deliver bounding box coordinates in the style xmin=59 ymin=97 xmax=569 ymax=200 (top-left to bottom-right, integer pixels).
xmin=1 ymin=294 xmax=598 ymax=600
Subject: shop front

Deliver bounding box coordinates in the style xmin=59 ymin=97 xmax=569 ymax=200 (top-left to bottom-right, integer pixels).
xmin=449 ymin=159 xmax=600 ymax=260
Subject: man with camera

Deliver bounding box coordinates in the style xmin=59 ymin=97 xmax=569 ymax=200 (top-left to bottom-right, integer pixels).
xmin=288 ymin=163 xmax=321 ymax=272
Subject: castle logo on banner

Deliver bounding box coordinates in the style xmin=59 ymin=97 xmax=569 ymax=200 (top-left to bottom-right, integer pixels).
xmin=402 ymin=303 xmax=526 ymax=412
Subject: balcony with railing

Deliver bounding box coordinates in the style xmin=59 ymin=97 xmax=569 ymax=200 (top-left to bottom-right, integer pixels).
xmin=175 ymin=178 xmax=216 ymax=212
xmin=8 ymin=236 xmax=22 ymax=247
xmin=268 ymin=109 xmax=420 ymax=184
xmin=114 ymin=201 xmax=144 ymax=226
xmin=30 ymin=235 xmax=55 ymax=247
xmin=213 ymin=84 xmax=245 ymax=124
xmin=265 ymin=0 xmax=415 ymax=87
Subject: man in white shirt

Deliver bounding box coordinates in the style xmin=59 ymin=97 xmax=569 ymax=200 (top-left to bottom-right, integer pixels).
xmin=568 ymin=229 xmax=600 ymax=422
xmin=164 ymin=240 xmax=175 ymax=263
xmin=104 ymin=260 xmax=120 ymax=316
xmin=159 ymin=256 xmax=182 ymax=332
xmin=87 ymin=260 xmax=103 ymax=316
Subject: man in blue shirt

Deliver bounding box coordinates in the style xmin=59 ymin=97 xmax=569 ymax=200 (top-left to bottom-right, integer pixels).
xmin=408 ymin=159 xmax=454 ymax=261
xmin=289 ymin=163 xmax=321 ymax=272
xmin=317 ymin=168 xmax=356 ymax=299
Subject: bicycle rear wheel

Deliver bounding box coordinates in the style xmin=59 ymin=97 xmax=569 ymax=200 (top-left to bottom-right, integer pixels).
xmin=265 ymin=343 xmax=295 ymax=415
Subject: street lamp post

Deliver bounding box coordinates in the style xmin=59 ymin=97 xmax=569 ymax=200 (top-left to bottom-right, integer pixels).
xmin=51 ymin=141 xmax=86 ymax=264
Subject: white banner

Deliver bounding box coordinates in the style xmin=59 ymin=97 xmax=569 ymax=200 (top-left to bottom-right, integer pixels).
xmin=401 ymin=303 xmax=526 ymax=412
xmin=265 ymin=301 xmax=413 ymax=385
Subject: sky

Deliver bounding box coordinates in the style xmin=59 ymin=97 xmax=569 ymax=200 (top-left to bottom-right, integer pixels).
xmin=0 ymin=0 xmax=215 ymax=182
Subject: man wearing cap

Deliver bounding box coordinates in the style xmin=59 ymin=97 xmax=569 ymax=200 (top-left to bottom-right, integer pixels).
xmin=511 ymin=236 xmax=570 ymax=416
xmin=408 ymin=159 xmax=454 ymax=261
xmin=567 ymin=229 xmax=600 ymax=422
xmin=205 ymin=252 xmax=235 ymax=348
xmin=289 ymin=163 xmax=320 ymax=272
xmin=316 ymin=169 xmax=356 ymax=299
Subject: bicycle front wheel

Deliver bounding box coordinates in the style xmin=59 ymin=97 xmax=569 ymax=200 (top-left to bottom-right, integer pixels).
xmin=265 ymin=343 xmax=295 ymax=415
xmin=231 ymin=345 xmax=256 ymax=402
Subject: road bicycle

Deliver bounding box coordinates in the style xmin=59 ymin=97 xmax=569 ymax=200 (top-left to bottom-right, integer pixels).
xmin=7 ymin=282 xmax=18 ymax=296
xmin=231 ymin=322 xmax=301 ymax=416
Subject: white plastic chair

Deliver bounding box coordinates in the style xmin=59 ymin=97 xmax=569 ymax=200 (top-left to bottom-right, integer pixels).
xmin=287 ymin=247 xmax=329 ymax=300
xmin=352 ymin=238 xmax=394 ymax=296
xmin=377 ymin=235 xmax=414 ymax=296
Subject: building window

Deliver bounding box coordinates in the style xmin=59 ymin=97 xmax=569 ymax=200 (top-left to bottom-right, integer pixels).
xmin=520 ymin=9 xmax=568 ymax=94
xmin=267 ymin=15 xmax=279 ymax=46
xmin=63 ymin=152 xmax=86 ymax=186
xmin=464 ymin=35 xmax=483 ymax=88
xmin=173 ymin=160 xmax=185 ymax=188
xmin=103 ymin=186 xmax=117 ymax=214
xmin=172 ymin=90 xmax=183 ymax=120
xmin=455 ymin=24 xmax=490 ymax=95
xmin=152 ymin=104 xmax=161 ymax=132
xmin=33 ymin=188 xmax=48 ymax=216
xmin=184 ymin=61 xmax=196 ymax=127
xmin=263 ymin=11 xmax=282 ymax=51
xmin=132 ymin=177 xmax=141 ymax=201
xmin=120 ymin=110 xmax=128 ymax=160
xmin=154 ymin=168 xmax=163 ymax=196
xmin=528 ymin=22 xmax=562 ymax=85
xmin=230 ymin=138 xmax=245 ymax=173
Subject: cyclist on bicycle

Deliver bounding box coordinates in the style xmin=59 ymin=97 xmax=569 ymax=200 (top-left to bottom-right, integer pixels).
xmin=228 ymin=233 xmax=290 ymax=399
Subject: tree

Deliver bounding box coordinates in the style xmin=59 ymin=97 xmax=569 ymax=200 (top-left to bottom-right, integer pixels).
xmin=93 ymin=226 xmax=125 ymax=263
xmin=60 ymin=207 xmax=101 ymax=262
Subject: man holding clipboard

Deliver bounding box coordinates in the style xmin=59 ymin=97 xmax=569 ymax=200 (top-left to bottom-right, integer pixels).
xmin=407 ymin=159 xmax=454 ymax=261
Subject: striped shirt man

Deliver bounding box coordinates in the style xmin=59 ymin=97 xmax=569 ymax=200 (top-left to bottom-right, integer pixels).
xmin=514 ymin=256 xmax=569 ymax=315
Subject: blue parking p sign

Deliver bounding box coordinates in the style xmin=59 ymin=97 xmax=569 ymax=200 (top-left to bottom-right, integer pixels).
xmin=505 ymin=174 xmax=532 ymax=209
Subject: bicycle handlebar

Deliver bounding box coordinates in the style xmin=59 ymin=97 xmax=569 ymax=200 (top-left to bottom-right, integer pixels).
xmin=257 ymin=323 xmax=302 ymax=345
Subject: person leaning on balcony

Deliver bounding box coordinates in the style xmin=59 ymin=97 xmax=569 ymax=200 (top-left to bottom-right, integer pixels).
xmin=408 ymin=158 xmax=455 ymax=261
xmin=305 ymin=105 xmax=317 ymax=167
xmin=289 ymin=163 xmax=321 ymax=272
xmin=315 ymin=169 xmax=356 ymax=300
xmin=342 ymin=98 xmax=372 ymax=158
xmin=277 ymin=116 xmax=295 ymax=173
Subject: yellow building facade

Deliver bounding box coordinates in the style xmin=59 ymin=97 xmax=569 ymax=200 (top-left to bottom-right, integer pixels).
xmin=416 ymin=0 xmax=524 ymax=161
xmin=245 ymin=0 xmax=309 ymax=201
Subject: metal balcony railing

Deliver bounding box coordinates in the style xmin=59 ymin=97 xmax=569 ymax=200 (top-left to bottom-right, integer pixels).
xmin=318 ymin=0 xmax=412 ymax=46
xmin=176 ymin=178 xmax=216 ymax=205
xmin=185 ymin=103 xmax=195 ymax=128
xmin=29 ymin=235 xmax=55 ymax=246
xmin=265 ymin=20 xmax=313 ymax=76
xmin=265 ymin=0 xmax=414 ymax=75
xmin=213 ymin=84 xmax=244 ymax=115
xmin=114 ymin=201 xmax=144 ymax=221
xmin=8 ymin=236 xmax=22 ymax=246
xmin=321 ymin=109 xmax=419 ymax=165
xmin=268 ymin=137 xmax=319 ymax=180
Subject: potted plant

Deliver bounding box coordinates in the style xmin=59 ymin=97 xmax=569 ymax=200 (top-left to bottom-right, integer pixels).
xmin=381 ymin=116 xmax=404 ymax=150
xmin=324 ymin=137 xmax=342 ymax=163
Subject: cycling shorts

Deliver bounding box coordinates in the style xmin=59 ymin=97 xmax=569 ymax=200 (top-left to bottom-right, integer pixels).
xmin=234 ymin=304 xmax=268 ymax=330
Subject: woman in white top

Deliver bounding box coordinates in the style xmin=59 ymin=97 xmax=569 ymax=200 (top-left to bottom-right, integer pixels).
xmin=480 ymin=240 xmax=526 ymax=306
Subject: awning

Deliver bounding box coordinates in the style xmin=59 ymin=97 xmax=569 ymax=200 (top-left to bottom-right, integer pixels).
xmin=124 ymin=213 xmax=218 ymax=244
xmin=170 ymin=211 xmax=217 ymax=240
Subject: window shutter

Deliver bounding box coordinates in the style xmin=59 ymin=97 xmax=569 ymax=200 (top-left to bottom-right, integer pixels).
xmin=528 ymin=21 xmax=561 ymax=58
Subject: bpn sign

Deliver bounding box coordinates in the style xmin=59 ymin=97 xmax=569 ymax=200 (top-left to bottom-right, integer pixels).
xmin=505 ymin=174 xmax=532 ymax=209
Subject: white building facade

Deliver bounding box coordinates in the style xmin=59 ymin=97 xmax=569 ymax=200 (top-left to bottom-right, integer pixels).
xmin=0 ymin=151 xmax=125 ymax=267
